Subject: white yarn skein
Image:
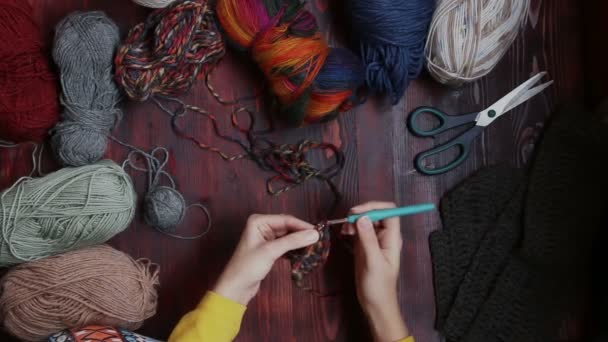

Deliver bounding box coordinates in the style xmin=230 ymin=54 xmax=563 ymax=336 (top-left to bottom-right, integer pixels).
xmin=425 ymin=0 xmax=530 ymax=87
xmin=132 ymin=0 xmax=175 ymax=9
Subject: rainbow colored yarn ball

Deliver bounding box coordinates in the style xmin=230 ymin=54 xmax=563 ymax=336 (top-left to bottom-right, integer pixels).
xmin=216 ymin=0 xmax=365 ymax=125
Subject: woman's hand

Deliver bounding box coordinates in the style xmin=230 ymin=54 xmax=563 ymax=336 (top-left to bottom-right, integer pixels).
xmin=214 ymin=214 xmax=320 ymax=305
xmin=342 ymin=201 xmax=409 ymax=342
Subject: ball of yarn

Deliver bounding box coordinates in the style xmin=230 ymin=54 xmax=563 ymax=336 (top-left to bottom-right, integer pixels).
xmin=425 ymin=0 xmax=530 ymax=86
xmin=51 ymin=11 xmax=122 ymax=167
xmin=0 ymin=0 xmax=60 ymax=143
xmin=0 ymin=160 xmax=136 ymax=266
xmin=115 ymin=0 xmax=226 ymax=102
xmin=216 ymin=0 xmax=365 ymax=125
xmin=351 ymin=0 xmax=434 ymax=103
xmin=132 ymin=0 xmax=175 ymax=8
xmin=144 ymin=186 xmax=186 ymax=232
xmin=0 ymin=245 xmax=159 ymax=341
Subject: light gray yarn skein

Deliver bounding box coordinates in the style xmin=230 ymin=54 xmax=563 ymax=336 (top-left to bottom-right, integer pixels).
xmin=51 ymin=11 xmax=121 ymax=167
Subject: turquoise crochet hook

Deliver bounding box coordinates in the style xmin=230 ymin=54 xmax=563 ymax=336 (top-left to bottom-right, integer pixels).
xmin=326 ymin=203 xmax=436 ymax=226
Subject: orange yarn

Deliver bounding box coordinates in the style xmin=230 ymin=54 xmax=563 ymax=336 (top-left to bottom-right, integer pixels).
xmin=217 ymin=0 xmax=364 ymax=124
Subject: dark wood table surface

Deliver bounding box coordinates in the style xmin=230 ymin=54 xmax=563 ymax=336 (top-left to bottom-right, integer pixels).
xmin=0 ymin=0 xmax=585 ymax=341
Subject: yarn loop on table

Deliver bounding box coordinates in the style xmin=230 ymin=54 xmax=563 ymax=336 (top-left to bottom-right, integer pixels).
xmin=115 ymin=0 xmax=226 ymax=102
xmin=0 ymin=245 xmax=159 ymax=342
xmin=122 ymin=146 xmax=212 ymax=239
xmin=351 ymin=0 xmax=434 ymax=103
xmin=0 ymin=160 xmax=136 ymax=266
xmin=216 ymin=0 xmax=365 ymax=125
xmin=0 ymin=0 xmax=60 ymax=142
xmin=51 ymin=11 xmax=122 ymax=166
xmin=425 ymin=0 xmax=530 ymax=86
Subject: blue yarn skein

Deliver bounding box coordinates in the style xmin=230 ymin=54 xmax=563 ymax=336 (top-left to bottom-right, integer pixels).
xmin=352 ymin=0 xmax=434 ymax=104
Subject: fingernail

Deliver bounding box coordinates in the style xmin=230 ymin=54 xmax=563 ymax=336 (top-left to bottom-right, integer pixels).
xmin=305 ymin=230 xmax=319 ymax=243
xmin=359 ymin=216 xmax=372 ymax=229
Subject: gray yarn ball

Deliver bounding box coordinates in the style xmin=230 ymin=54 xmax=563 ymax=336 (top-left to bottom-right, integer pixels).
xmin=51 ymin=11 xmax=121 ymax=167
xmin=143 ymin=186 xmax=186 ymax=232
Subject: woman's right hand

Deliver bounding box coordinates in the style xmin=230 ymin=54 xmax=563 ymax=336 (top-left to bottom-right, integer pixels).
xmin=342 ymin=201 xmax=410 ymax=342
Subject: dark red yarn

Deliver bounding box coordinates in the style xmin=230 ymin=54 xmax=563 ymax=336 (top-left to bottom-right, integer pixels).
xmin=0 ymin=0 xmax=59 ymax=143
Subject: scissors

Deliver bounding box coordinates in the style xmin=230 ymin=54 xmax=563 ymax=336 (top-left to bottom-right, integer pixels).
xmin=408 ymin=72 xmax=553 ymax=175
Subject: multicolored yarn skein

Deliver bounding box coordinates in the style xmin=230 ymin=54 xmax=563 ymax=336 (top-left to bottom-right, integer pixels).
xmin=116 ymin=0 xmax=346 ymax=203
xmin=0 ymin=0 xmax=60 ymax=143
xmin=115 ymin=0 xmax=225 ymax=102
xmin=0 ymin=160 xmax=136 ymax=267
xmin=216 ymin=0 xmax=365 ymax=125
xmin=51 ymin=11 xmax=122 ymax=167
xmin=351 ymin=0 xmax=434 ymax=103
xmin=0 ymin=245 xmax=159 ymax=342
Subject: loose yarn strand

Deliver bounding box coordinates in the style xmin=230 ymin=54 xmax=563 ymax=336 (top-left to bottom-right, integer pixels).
xmin=115 ymin=140 xmax=213 ymax=240
xmin=115 ymin=1 xmax=346 ymax=206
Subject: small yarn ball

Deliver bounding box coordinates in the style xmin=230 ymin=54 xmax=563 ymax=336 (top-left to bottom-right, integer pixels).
xmin=0 ymin=160 xmax=136 ymax=267
xmin=0 ymin=0 xmax=60 ymax=142
xmin=144 ymin=186 xmax=186 ymax=232
xmin=51 ymin=11 xmax=122 ymax=167
xmin=115 ymin=0 xmax=226 ymax=102
xmin=0 ymin=245 xmax=159 ymax=342
xmin=425 ymin=0 xmax=530 ymax=86
xmin=351 ymin=0 xmax=434 ymax=104
xmin=216 ymin=0 xmax=365 ymax=125
xmin=132 ymin=0 xmax=175 ymax=8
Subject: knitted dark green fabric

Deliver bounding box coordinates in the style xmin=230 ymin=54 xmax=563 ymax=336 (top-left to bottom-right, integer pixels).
xmin=430 ymin=165 xmax=524 ymax=331
xmin=431 ymin=104 xmax=608 ymax=342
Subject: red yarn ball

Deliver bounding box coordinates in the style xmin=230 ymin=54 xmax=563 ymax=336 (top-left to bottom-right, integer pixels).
xmin=0 ymin=0 xmax=59 ymax=143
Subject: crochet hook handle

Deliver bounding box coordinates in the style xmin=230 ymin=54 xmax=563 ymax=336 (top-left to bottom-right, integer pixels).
xmin=347 ymin=203 xmax=436 ymax=224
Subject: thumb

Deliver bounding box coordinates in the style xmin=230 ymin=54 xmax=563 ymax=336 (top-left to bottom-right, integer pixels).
xmin=355 ymin=216 xmax=381 ymax=261
xmin=265 ymin=229 xmax=320 ymax=259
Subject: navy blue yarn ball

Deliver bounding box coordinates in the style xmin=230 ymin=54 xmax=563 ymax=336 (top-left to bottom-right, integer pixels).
xmin=352 ymin=0 xmax=434 ymax=104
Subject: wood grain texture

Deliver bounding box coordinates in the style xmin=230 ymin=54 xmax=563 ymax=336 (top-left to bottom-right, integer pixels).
xmin=0 ymin=0 xmax=585 ymax=341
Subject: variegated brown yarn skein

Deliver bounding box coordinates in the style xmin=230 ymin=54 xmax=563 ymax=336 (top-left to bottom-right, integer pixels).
xmin=0 ymin=245 xmax=159 ymax=342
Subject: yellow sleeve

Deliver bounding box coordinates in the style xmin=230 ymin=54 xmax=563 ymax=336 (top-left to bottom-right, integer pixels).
xmin=397 ymin=337 xmax=415 ymax=342
xmin=169 ymin=291 xmax=246 ymax=342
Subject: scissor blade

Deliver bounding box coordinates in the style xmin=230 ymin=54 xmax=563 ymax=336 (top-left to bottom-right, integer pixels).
xmin=475 ymin=72 xmax=551 ymax=127
xmin=504 ymin=80 xmax=554 ymax=113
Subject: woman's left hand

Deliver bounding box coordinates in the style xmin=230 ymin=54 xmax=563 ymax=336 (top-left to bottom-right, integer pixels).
xmin=213 ymin=214 xmax=320 ymax=305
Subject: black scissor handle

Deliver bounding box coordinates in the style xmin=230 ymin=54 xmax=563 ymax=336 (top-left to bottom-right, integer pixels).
xmin=408 ymin=107 xmax=479 ymax=137
xmin=415 ymin=125 xmax=485 ymax=175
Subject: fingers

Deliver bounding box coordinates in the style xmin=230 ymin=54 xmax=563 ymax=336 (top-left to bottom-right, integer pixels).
xmin=264 ymin=229 xmax=320 ymax=259
xmin=355 ymin=216 xmax=382 ymax=262
xmin=247 ymin=214 xmax=315 ymax=237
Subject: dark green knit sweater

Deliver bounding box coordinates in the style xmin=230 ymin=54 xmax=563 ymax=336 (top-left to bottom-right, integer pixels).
xmin=431 ymin=105 xmax=608 ymax=342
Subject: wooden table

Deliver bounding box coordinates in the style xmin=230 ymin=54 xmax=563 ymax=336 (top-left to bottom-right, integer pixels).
xmin=0 ymin=0 xmax=584 ymax=341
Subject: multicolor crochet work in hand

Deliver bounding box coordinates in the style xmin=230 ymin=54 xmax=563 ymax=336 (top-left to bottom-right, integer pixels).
xmin=115 ymin=0 xmax=225 ymax=101
xmin=216 ymin=0 xmax=365 ymax=125
xmin=289 ymin=221 xmax=331 ymax=290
